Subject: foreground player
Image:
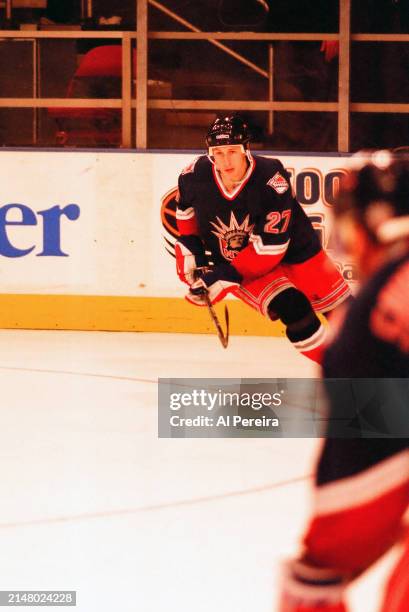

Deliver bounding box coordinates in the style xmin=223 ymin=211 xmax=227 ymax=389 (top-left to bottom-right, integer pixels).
xmin=175 ymin=115 xmax=350 ymax=362
xmin=278 ymin=152 xmax=409 ymax=611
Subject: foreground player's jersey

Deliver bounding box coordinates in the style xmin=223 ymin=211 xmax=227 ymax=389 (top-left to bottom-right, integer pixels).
xmin=324 ymin=252 xmax=409 ymax=378
xmin=300 ymin=253 xmax=409 ymax=587
xmin=176 ymin=154 xmax=321 ymax=273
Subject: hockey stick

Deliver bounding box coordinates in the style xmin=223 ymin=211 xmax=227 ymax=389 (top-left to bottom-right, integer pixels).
xmin=203 ymin=293 xmax=230 ymax=349
xmin=193 ymin=267 xmax=230 ymax=348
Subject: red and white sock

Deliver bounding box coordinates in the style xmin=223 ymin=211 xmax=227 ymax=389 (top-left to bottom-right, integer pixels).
xmin=288 ymin=322 xmax=327 ymax=364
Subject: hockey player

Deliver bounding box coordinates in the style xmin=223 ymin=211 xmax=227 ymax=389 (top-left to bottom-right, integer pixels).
xmin=175 ymin=115 xmax=350 ymax=363
xmin=278 ymin=152 xmax=409 ymax=611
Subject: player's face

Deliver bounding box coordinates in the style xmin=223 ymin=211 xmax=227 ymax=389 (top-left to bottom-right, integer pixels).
xmin=211 ymin=145 xmax=248 ymax=182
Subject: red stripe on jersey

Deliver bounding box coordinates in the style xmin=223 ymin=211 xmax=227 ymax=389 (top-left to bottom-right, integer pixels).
xmin=311 ymin=282 xmax=351 ymax=313
xmin=237 ymin=276 xmax=293 ymax=314
xmin=303 ymin=479 xmax=409 ymax=573
xmin=382 ymin=535 xmax=409 ymax=612
xmin=177 ymin=216 xmax=200 ymax=236
xmin=232 ymin=242 xmax=285 ymax=280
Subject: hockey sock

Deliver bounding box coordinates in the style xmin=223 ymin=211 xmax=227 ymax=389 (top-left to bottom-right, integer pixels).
xmin=268 ymin=288 xmax=326 ymax=364
xmin=286 ymin=317 xmax=326 ymax=364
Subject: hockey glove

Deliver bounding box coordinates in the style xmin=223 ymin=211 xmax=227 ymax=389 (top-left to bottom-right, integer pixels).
xmin=186 ymin=263 xmax=242 ymax=306
xmin=175 ymin=235 xmax=208 ymax=285
xmin=278 ymin=559 xmax=350 ymax=612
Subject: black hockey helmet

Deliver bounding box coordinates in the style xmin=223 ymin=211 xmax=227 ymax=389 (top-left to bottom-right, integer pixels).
xmin=336 ymin=151 xmax=409 ymax=243
xmin=206 ymin=115 xmax=250 ymax=149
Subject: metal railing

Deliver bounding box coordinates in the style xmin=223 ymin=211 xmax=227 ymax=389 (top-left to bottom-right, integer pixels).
xmin=0 ymin=0 xmax=408 ymax=150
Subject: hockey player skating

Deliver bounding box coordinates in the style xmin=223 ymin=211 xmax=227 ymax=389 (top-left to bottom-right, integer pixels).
xmin=175 ymin=115 xmax=350 ymax=363
xmin=278 ymin=152 xmax=409 ymax=611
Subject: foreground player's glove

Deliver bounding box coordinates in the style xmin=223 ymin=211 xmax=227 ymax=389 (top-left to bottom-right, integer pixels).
xmin=186 ymin=263 xmax=242 ymax=306
xmin=175 ymin=235 xmax=208 ymax=285
xmin=278 ymin=559 xmax=350 ymax=612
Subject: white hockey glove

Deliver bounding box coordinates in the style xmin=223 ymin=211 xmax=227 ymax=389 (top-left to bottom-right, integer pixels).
xmin=278 ymin=559 xmax=350 ymax=612
xmin=186 ymin=264 xmax=242 ymax=306
xmin=175 ymin=235 xmax=208 ymax=285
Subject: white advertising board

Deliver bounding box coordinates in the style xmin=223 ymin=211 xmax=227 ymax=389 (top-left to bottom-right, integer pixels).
xmin=0 ymin=150 xmax=352 ymax=297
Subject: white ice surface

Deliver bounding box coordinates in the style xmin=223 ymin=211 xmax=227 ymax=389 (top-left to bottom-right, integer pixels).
xmin=0 ymin=331 xmax=398 ymax=611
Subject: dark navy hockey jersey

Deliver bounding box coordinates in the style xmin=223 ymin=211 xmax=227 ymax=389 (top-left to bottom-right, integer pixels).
xmin=176 ymin=154 xmax=321 ymax=279
xmin=300 ymin=253 xmax=409 ymax=579
xmin=321 ymin=252 xmax=409 ymax=438
xmin=324 ymin=252 xmax=409 ymax=379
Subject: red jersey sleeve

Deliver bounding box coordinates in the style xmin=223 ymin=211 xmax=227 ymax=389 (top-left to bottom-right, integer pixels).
xmin=303 ymin=440 xmax=409 ymax=574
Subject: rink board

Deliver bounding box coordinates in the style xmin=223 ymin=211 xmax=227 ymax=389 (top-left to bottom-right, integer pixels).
xmin=0 ymin=149 xmax=351 ymax=333
xmin=0 ymin=294 xmax=286 ymax=335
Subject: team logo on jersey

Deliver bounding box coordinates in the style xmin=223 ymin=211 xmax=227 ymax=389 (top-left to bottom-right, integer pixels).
xmin=267 ymin=172 xmax=289 ymax=194
xmin=210 ymin=213 xmax=254 ymax=261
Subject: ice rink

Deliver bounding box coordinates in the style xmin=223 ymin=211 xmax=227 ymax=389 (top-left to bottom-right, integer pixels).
xmin=0 ymin=330 xmax=398 ymax=611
